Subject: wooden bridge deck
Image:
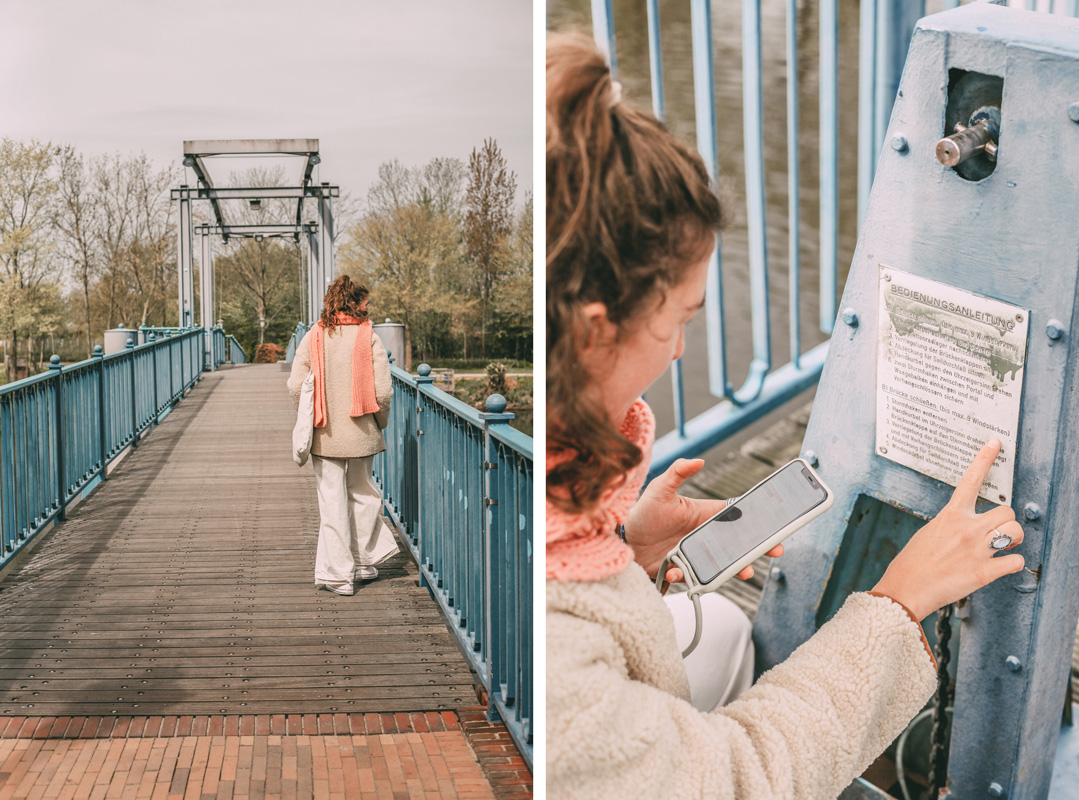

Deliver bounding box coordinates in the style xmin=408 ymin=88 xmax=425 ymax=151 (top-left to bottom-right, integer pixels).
xmin=0 ymin=364 xmax=476 ymax=718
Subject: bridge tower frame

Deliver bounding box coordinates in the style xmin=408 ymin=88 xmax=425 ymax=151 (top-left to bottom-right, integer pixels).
xmin=171 ymin=139 xmax=339 ymax=370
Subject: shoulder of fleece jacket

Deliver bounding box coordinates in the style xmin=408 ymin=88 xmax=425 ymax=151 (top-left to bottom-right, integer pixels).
xmin=547 ymin=572 xmax=936 ymax=800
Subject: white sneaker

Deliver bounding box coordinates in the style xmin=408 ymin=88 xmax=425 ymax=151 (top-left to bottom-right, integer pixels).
xmin=355 ymin=565 xmax=378 ymax=581
xmin=317 ymin=582 xmax=354 ymax=596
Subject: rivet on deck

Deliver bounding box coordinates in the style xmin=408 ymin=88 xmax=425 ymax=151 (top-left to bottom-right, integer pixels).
xmin=1023 ymin=502 xmax=1042 ymax=521
xmin=841 ymin=308 xmax=859 ymax=327
xmin=1005 ymin=655 xmax=1022 ymax=672
xmin=890 ymin=135 xmax=909 ymax=153
xmin=1046 ymin=319 xmax=1065 ymax=340
xmin=988 ymin=781 xmax=1006 ymax=798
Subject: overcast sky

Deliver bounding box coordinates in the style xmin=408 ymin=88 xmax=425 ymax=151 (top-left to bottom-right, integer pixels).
xmin=0 ymin=0 xmax=532 ymax=209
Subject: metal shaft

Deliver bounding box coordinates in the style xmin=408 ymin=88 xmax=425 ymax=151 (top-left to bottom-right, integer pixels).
xmin=936 ymin=121 xmax=996 ymax=167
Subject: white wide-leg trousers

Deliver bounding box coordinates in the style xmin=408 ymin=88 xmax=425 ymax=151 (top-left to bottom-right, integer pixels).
xmin=311 ymin=455 xmax=393 ymax=585
xmin=664 ymin=590 xmax=755 ymax=712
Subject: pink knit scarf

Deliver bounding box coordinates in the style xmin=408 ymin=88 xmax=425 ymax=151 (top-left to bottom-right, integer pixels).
xmin=546 ymin=399 xmax=655 ymax=582
xmin=309 ymin=315 xmax=380 ymax=428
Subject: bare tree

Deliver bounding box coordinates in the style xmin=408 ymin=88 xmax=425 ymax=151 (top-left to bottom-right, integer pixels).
xmin=93 ymin=152 xmax=136 ymax=328
xmin=54 ymin=146 xmax=99 ymax=354
xmin=464 ymin=138 xmax=516 ymax=357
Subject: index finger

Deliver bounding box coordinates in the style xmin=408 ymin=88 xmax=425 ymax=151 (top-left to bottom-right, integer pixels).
xmin=951 ymin=438 xmax=1002 ymax=509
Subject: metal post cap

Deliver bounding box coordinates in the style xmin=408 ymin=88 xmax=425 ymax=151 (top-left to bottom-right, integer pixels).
xmin=92 ymin=345 xmax=103 ymax=355
xmin=486 ymin=394 xmax=508 ymax=414
xmin=49 ymin=355 xmax=61 ymax=367
xmin=417 ymin=364 xmax=432 ymax=377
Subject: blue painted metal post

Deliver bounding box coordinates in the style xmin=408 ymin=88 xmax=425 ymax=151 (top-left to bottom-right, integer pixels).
xmin=48 ymin=356 xmax=65 ymax=522
xmin=481 ymin=393 xmax=514 ymax=723
xmin=754 ymin=6 xmax=1079 ymax=797
xmin=93 ymin=346 xmax=107 ymax=482
xmin=127 ymin=338 xmax=138 ymax=448
xmin=414 ymin=365 xmax=437 ymax=590
xmin=148 ymin=334 xmax=159 ymax=424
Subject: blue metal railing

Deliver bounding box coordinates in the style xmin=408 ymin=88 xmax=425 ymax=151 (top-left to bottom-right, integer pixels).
xmin=285 ymin=322 xmax=306 ymax=363
xmin=374 ymin=363 xmax=533 ymax=768
xmin=0 ymin=327 xmax=204 ymax=567
xmin=227 ymin=336 xmax=247 ymax=365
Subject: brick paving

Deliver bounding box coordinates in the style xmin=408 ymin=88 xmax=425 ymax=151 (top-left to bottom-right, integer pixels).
xmin=0 ymin=711 xmax=532 ymax=799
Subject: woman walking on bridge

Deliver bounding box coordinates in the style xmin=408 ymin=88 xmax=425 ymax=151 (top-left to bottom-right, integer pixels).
xmin=288 ymin=275 xmax=396 ymax=596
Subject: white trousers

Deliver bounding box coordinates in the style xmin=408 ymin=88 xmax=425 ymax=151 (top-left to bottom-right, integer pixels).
xmin=311 ymin=455 xmax=390 ymax=584
xmin=664 ymin=590 xmax=755 ymax=712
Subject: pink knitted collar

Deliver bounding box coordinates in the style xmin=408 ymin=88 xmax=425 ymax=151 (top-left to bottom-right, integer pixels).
xmin=546 ymin=399 xmax=655 ymax=582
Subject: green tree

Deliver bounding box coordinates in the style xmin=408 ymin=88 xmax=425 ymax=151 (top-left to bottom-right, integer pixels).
xmin=0 ymin=138 xmax=60 ymax=380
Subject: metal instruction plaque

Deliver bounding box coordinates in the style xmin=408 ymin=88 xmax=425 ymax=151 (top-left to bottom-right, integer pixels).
xmin=875 ymin=266 xmax=1027 ymax=505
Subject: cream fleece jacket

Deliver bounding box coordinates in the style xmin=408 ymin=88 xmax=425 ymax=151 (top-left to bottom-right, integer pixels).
xmin=547 ymin=563 xmax=938 ymax=799
xmin=287 ymin=327 xmax=392 ymax=459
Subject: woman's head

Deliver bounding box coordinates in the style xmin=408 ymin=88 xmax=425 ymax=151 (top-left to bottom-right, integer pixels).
xmin=321 ymin=274 xmax=370 ymax=334
xmin=547 ymin=32 xmax=724 ymax=512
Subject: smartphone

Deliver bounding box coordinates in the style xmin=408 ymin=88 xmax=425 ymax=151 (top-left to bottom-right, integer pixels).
xmin=660 ymin=458 xmax=833 ymax=595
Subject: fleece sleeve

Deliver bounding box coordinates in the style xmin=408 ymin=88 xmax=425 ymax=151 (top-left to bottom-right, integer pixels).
xmin=286 ymin=331 xmax=312 ymax=409
xmin=547 ymin=591 xmax=937 ymax=800
xmin=371 ymin=334 xmax=392 ymax=430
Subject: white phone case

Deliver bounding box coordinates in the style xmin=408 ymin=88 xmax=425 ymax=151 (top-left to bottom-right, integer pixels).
xmin=657 ymin=457 xmax=834 ymax=598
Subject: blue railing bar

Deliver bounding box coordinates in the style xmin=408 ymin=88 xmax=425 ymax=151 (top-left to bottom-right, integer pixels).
xmin=417 ymin=384 xmax=489 ymax=431
xmin=819 ymin=0 xmax=839 ymax=335
xmin=671 ymin=359 xmax=686 ymax=438
xmin=857 ymin=0 xmax=878 ymax=228
xmin=1066 ymin=0 xmax=1079 ymax=17
xmin=649 ymin=340 xmax=830 ymax=478
xmin=645 ymin=0 xmax=665 ymax=120
xmin=944 ymin=0 xmax=960 ymax=8
xmin=488 ymin=424 xmax=533 ymax=460
xmin=741 ymin=0 xmax=772 ymax=403
xmin=1024 ymin=0 xmax=1036 ymax=10
xmin=690 ymin=0 xmax=732 ymax=401
xmin=787 ymin=0 xmax=802 ymax=369
xmin=590 ymin=0 xmax=618 ymax=79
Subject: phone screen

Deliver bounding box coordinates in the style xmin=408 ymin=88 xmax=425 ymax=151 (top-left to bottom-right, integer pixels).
xmin=681 ymin=462 xmax=829 ymax=584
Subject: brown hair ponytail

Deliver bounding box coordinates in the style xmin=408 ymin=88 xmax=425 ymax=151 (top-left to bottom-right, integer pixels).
xmin=321 ymin=274 xmax=370 ymax=336
xmin=546 ymin=32 xmax=724 ymax=513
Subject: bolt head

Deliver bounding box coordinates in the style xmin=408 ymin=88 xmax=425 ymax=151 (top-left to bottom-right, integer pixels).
xmin=1005 ymin=655 xmax=1021 ymax=672
xmin=1047 ymin=321 xmax=1065 ymax=340
xmin=988 ymin=782 xmax=1005 ymax=798
xmin=841 ymin=308 xmax=859 ymax=327
xmin=769 ymin=566 xmax=785 ymax=582
xmin=1023 ymin=503 xmax=1042 ymax=521
xmin=890 ymin=135 xmax=909 ymax=153
xmin=803 ymin=450 xmax=819 ymax=468
xmin=1069 ymin=103 xmax=1079 ymax=123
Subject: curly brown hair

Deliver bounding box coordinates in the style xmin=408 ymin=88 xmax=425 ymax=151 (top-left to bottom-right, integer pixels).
xmin=320 ymin=274 xmax=370 ymax=336
xmin=547 ymin=33 xmax=724 ymax=513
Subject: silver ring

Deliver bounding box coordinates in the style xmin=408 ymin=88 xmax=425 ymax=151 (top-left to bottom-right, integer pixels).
xmin=989 ymin=529 xmax=1013 ymax=551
